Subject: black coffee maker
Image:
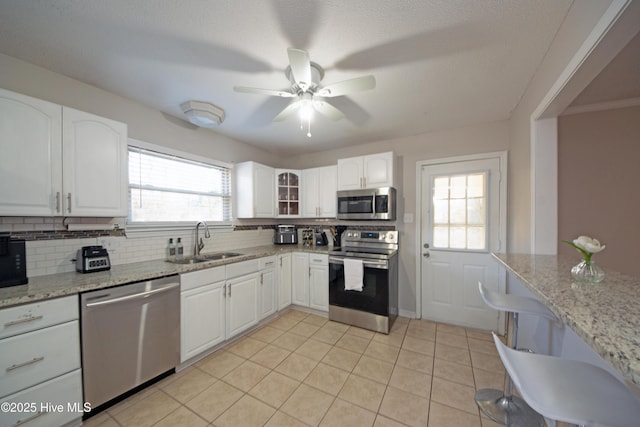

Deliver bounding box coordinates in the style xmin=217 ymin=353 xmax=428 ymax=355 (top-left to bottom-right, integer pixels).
xmin=0 ymin=234 xmax=28 ymax=287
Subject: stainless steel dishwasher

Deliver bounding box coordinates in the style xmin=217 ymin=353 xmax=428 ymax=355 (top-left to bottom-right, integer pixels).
xmin=80 ymin=275 xmax=180 ymax=409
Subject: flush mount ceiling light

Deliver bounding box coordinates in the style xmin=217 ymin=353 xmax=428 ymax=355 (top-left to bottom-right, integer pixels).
xmin=180 ymin=100 xmax=225 ymax=128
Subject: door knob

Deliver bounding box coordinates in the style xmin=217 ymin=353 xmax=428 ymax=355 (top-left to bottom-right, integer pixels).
xmin=423 ymin=243 xmax=430 ymax=249
xmin=423 ymin=252 xmax=430 ymax=258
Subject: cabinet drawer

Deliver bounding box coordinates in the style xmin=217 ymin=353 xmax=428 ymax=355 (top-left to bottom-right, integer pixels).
xmin=0 ymin=321 xmax=80 ymax=398
xmin=180 ymin=266 xmax=225 ymax=292
xmin=309 ymin=254 xmax=328 ymax=266
xmin=0 ymin=296 xmax=78 ymax=339
xmin=0 ymin=369 xmax=83 ymax=427
xmin=259 ymin=256 xmax=276 ymax=270
xmin=226 ymin=259 xmax=259 ymax=279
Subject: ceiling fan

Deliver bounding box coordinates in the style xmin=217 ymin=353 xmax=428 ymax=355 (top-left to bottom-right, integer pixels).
xmin=234 ymin=48 xmax=376 ymax=136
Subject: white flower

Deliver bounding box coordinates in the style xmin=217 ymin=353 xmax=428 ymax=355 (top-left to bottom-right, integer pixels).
xmin=573 ymin=235 xmax=606 ymax=254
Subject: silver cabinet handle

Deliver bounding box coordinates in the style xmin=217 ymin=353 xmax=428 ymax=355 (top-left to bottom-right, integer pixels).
xmin=6 ymin=356 xmax=45 ymax=372
xmin=55 ymin=192 xmax=61 ymax=213
xmin=4 ymin=315 xmax=43 ymax=328
xmin=12 ymin=410 xmax=47 ymax=427
xmin=67 ymin=192 xmax=72 ymax=213
xmin=264 ymin=261 xmax=274 ymax=267
xmin=260 ymin=273 xmax=263 ymax=285
xmin=228 ymin=283 xmax=231 ymax=297
xmin=364 ymin=177 xmax=366 ymax=188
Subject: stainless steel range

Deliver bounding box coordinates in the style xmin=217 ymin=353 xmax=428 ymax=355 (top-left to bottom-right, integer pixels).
xmin=328 ymin=230 xmax=398 ymax=334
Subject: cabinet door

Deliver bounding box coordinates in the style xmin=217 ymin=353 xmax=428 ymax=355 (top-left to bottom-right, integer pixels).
xmin=278 ymin=254 xmax=292 ymax=310
xmin=363 ymin=152 xmax=394 ymax=188
xmin=291 ymin=253 xmax=310 ymax=306
xmin=254 ymin=163 xmax=276 ymax=217
xmin=318 ymin=166 xmax=337 ymax=217
xmin=309 ymin=265 xmax=329 ymax=312
xmin=0 ymin=89 xmax=62 ymax=216
xmin=180 ymin=281 xmax=226 ymax=362
xmin=259 ymin=268 xmax=276 ymax=319
xmin=301 ymin=168 xmax=320 ymax=217
xmin=226 ymin=273 xmax=259 ymax=338
xmin=337 ymin=156 xmax=364 ymax=191
xmin=62 ymin=107 xmax=128 ymax=216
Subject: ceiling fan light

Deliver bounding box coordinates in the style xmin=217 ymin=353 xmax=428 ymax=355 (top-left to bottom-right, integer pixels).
xmin=180 ymin=100 xmax=225 ymax=128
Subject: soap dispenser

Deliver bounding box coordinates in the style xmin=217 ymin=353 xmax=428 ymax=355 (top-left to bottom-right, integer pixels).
xmin=167 ymin=238 xmax=176 ymax=260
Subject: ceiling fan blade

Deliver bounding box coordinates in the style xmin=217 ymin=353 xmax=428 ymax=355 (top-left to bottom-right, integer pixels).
xmin=287 ymin=48 xmax=312 ymax=89
xmin=233 ymin=86 xmax=296 ymax=97
xmin=317 ymin=75 xmax=376 ymax=97
xmin=313 ymin=100 xmax=345 ymax=121
xmin=274 ymin=100 xmax=301 ymax=122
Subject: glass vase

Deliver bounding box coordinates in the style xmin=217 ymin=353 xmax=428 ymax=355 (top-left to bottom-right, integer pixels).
xmin=571 ymin=259 xmax=605 ymax=283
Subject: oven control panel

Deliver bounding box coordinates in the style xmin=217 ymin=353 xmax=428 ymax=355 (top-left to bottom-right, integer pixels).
xmin=343 ymin=230 xmax=398 ymax=244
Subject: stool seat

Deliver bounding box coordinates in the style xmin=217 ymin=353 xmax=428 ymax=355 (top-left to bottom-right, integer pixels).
xmin=478 ymin=282 xmax=559 ymax=324
xmin=493 ymin=333 xmax=640 ymax=427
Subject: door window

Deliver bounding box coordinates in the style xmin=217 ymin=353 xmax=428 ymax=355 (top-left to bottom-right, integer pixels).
xmin=432 ymin=172 xmax=487 ymax=250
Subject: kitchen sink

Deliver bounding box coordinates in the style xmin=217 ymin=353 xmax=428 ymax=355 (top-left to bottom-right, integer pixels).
xmin=166 ymin=252 xmax=243 ymax=264
xmin=199 ymin=252 xmax=243 ymax=260
xmin=167 ymin=258 xmax=209 ymax=264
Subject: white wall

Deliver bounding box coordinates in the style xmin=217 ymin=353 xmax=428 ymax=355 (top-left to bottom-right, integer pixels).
xmin=507 ymin=0 xmax=614 ymax=253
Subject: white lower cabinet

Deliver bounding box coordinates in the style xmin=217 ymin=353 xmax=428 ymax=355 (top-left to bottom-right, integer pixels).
xmin=258 ymin=257 xmax=277 ymax=319
xmin=309 ymin=255 xmax=329 ymax=311
xmin=291 ymin=252 xmax=310 ymax=306
xmin=226 ymin=272 xmax=259 ymax=337
xmin=291 ymin=252 xmax=329 ymax=312
xmin=0 ymin=295 xmax=82 ymax=426
xmin=180 ymin=266 xmax=226 ymax=363
xmin=278 ymin=253 xmax=292 ymax=310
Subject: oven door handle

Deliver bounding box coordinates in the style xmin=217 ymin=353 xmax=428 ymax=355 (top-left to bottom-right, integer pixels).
xmin=329 ymin=256 xmax=388 ymax=269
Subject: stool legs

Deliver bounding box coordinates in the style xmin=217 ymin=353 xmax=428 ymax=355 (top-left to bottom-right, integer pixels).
xmin=475 ymin=312 xmax=544 ymax=426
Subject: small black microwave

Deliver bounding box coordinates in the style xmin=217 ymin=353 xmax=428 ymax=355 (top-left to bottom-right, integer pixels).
xmin=336 ymin=187 xmax=396 ymax=221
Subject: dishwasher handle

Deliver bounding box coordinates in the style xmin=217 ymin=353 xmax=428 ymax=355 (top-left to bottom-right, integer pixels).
xmin=84 ymin=282 xmax=179 ymax=308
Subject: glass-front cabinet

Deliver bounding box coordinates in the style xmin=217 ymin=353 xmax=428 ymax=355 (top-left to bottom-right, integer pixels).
xmin=276 ymin=169 xmax=301 ymax=217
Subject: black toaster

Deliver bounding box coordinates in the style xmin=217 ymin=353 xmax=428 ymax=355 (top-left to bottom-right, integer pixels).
xmin=76 ymin=246 xmax=111 ymax=273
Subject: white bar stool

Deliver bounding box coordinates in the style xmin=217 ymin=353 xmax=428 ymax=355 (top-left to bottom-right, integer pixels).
xmin=475 ymin=282 xmax=560 ymax=426
xmin=492 ymin=332 xmax=640 ymax=426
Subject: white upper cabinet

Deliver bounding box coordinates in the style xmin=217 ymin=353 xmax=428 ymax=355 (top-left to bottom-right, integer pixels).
xmin=301 ymin=166 xmax=337 ymax=218
xmin=235 ymin=161 xmax=275 ymax=218
xmin=337 ymin=152 xmax=394 ymax=190
xmin=276 ymin=169 xmax=301 ymax=217
xmin=0 ymin=89 xmax=62 ymax=216
xmin=62 ymin=107 xmax=128 ymax=216
xmin=0 ymin=88 xmax=128 ymax=217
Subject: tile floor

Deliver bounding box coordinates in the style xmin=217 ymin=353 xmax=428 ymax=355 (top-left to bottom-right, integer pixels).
xmin=83 ymin=309 xmax=510 ymax=427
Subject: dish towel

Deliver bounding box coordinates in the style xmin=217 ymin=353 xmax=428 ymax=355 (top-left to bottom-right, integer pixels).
xmin=344 ymin=258 xmax=364 ymax=292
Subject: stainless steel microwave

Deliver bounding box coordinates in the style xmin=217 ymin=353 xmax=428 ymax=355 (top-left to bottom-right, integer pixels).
xmin=336 ymin=187 xmax=396 ymax=221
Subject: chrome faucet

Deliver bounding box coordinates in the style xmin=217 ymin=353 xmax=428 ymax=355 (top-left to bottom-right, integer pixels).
xmin=194 ymin=221 xmax=211 ymax=256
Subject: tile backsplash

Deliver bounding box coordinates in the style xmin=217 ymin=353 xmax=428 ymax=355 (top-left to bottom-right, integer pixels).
xmin=22 ymin=228 xmax=275 ymax=278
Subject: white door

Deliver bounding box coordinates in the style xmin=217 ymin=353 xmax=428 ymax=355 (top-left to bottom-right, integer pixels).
xmin=291 ymin=252 xmax=309 ymax=306
xmin=180 ymin=281 xmax=226 ymax=362
xmin=226 ymin=273 xmax=259 ymax=338
xmin=278 ymin=254 xmax=292 ymax=309
xmin=259 ymin=268 xmax=276 ymax=319
xmin=62 ymin=107 xmax=128 ymax=216
xmin=419 ymin=154 xmax=506 ymax=332
xmin=0 ymin=89 xmax=62 ymax=216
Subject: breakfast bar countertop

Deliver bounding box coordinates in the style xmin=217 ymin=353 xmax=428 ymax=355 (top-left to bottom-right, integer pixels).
xmin=492 ymin=253 xmax=640 ymax=389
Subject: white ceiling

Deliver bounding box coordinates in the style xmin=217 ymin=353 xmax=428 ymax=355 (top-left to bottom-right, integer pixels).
xmin=0 ymin=0 xmax=574 ymax=155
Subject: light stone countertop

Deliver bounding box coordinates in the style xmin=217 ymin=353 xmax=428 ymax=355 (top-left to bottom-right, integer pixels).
xmin=0 ymin=244 xmax=331 ymax=309
xmin=492 ymin=253 xmax=640 ymax=388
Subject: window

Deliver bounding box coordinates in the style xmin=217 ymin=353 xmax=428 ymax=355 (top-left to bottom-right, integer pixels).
xmin=128 ymin=146 xmax=232 ymax=224
xmin=432 ymin=172 xmax=487 ymax=250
